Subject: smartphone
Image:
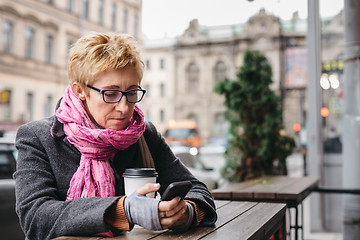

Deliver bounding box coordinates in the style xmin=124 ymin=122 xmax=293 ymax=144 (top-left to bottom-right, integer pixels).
xmin=161 ymin=181 xmax=192 ymax=201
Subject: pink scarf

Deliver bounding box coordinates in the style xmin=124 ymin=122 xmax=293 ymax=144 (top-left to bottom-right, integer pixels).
xmin=55 ymin=85 xmax=145 ymax=201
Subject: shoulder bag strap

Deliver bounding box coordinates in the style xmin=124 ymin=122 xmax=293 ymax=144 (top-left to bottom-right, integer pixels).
xmin=138 ymin=134 xmax=155 ymax=168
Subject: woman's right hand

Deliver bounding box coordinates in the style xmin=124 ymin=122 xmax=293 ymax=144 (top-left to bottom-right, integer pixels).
xmin=136 ymin=183 xmax=188 ymax=229
xmin=158 ymin=197 xmax=188 ymax=229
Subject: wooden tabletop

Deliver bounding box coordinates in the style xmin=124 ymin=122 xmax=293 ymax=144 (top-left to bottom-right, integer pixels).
xmin=211 ymin=176 xmax=319 ymax=207
xmin=53 ymin=200 xmax=286 ymax=240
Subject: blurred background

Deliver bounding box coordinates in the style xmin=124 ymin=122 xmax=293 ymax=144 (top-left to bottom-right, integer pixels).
xmin=0 ymin=0 xmax=344 ymax=147
xmin=0 ymin=0 xmax=349 ymax=239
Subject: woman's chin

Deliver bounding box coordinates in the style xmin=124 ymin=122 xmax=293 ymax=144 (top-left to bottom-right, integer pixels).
xmin=106 ymin=121 xmax=129 ymax=130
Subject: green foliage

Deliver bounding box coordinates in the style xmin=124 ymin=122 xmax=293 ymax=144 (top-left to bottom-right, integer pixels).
xmin=214 ymin=50 xmax=295 ymax=182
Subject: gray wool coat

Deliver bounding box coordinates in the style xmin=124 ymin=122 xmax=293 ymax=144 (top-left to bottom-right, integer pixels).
xmin=14 ymin=116 xmax=217 ymax=240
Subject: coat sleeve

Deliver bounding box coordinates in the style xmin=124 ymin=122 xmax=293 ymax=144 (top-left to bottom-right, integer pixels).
xmin=144 ymin=122 xmax=217 ymax=226
xmin=14 ymin=122 xmax=119 ymax=240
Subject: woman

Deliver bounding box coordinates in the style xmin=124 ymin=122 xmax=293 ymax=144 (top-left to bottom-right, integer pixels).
xmin=14 ymin=32 xmax=217 ymax=239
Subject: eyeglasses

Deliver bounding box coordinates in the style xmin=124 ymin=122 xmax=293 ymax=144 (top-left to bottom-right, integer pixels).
xmin=86 ymin=85 xmax=146 ymax=103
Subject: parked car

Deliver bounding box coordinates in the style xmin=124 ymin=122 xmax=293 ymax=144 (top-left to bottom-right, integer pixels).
xmin=0 ymin=138 xmax=24 ymax=239
xmin=170 ymin=145 xmax=220 ymax=190
xmin=0 ymin=140 xmax=17 ymax=179
xmin=198 ymin=143 xmax=226 ymax=176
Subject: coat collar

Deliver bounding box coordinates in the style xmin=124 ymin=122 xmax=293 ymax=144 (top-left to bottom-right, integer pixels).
xmin=50 ymin=98 xmax=66 ymax=140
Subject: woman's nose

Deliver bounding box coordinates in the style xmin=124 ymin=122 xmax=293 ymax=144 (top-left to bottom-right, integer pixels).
xmin=115 ymin=95 xmax=129 ymax=112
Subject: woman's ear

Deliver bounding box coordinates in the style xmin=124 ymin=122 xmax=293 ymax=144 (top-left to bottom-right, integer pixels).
xmin=71 ymin=82 xmax=86 ymax=100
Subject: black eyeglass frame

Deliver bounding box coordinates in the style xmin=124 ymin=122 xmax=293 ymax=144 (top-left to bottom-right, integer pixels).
xmin=86 ymin=84 xmax=146 ymax=103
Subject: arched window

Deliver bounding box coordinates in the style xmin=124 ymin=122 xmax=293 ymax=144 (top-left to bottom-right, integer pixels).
xmin=214 ymin=61 xmax=227 ymax=83
xmin=186 ymin=62 xmax=199 ymax=92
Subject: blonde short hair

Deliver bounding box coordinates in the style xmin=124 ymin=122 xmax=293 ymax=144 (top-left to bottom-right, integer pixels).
xmin=68 ymin=32 xmax=144 ymax=88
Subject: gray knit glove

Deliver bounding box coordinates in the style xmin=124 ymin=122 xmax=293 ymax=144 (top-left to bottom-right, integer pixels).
xmin=124 ymin=192 xmax=162 ymax=230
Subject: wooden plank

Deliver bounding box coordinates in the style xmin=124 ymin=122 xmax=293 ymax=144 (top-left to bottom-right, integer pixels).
xmin=53 ymin=237 xmax=103 ymax=240
xmin=54 ymin=229 xmax=166 ymax=240
xmin=152 ymin=201 xmax=258 ymax=240
xmin=214 ymin=200 xmax=231 ymax=208
xmin=212 ymin=182 xmax=253 ymax=200
xmin=252 ymin=177 xmax=298 ymax=199
xmin=214 ymin=176 xmax=318 ymax=202
xmin=211 ymin=189 xmax=232 ymax=200
xmin=203 ymin=202 xmax=286 ymax=240
xmin=276 ymin=177 xmax=319 ymax=203
xmin=112 ymin=228 xmax=167 ymax=240
xmin=231 ymin=176 xmax=294 ymax=200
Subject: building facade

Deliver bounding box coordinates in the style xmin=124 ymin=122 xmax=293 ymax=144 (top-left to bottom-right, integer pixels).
xmin=142 ymin=9 xmax=344 ymax=145
xmin=139 ymin=37 xmax=176 ymax=131
xmin=0 ymin=0 xmax=142 ymax=132
xmin=0 ymin=2 xmax=344 ymax=146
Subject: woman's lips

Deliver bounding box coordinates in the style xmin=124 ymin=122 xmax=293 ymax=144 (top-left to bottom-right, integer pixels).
xmin=112 ymin=117 xmax=126 ymax=121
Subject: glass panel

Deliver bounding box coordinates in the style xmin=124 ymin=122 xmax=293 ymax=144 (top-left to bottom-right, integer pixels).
xmin=111 ymin=3 xmax=117 ymax=30
xmin=99 ymin=0 xmax=104 ymax=25
xmin=123 ymin=9 xmax=128 ymax=32
xmin=2 ymin=19 xmax=13 ymax=53
xmin=46 ymin=34 xmax=54 ymax=63
xmin=81 ymin=0 xmax=89 ymax=19
xmin=26 ymin=92 xmax=33 ymax=121
xmin=25 ymin=27 xmax=35 ymax=59
xmin=187 ymin=63 xmax=199 ymax=92
xmin=0 ymin=153 xmax=9 ymax=164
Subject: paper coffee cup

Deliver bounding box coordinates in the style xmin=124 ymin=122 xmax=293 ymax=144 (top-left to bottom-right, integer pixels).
xmin=122 ymin=168 xmax=158 ymax=198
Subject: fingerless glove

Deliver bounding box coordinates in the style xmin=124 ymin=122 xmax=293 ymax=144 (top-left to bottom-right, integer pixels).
xmin=124 ymin=192 xmax=162 ymax=230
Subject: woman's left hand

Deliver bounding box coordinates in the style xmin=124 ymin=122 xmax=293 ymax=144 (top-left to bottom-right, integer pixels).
xmin=158 ymin=197 xmax=189 ymax=229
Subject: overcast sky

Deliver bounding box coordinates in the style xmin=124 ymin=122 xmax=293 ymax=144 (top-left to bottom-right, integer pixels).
xmin=142 ymin=0 xmax=344 ymax=39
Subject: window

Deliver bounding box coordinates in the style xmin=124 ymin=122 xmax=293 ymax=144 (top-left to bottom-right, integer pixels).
xmin=111 ymin=3 xmax=117 ymax=30
xmin=160 ymin=58 xmax=165 ymax=69
xmin=146 ymin=59 xmax=151 ymax=69
xmin=186 ymin=62 xmax=199 ymax=92
xmin=134 ymin=13 xmax=139 ymax=38
xmin=123 ymin=9 xmax=128 ymax=33
xmin=25 ymin=92 xmax=34 ymax=121
xmin=98 ymin=0 xmax=104 ymax=25
xmin=2 ymin=19 xmax=14 ymax=54
xmin=214 ymin=61 xmax=227 ymax=83
xmin=66 ymin=39 xmax=74 ymax=62
xmin=0 ymin=89 xmax=11 ymax=120
xmin=160 ymin=83 xmax=164 ymax=97
xmin=160 ymin=110 xmax=164 ymax=123
xmin=81 ymin=0 xmax=89 ymax=19
xmin=144 ymin=84 xmax=150 ymax=96
xmin=44 ymin=95 xmax=53 ymax=117
xmin=67 ymin=0 xmax=74 ymax=13
xmin=67 ymin=40 xmax=74 ymax=49
xmin=24 ymin=27 xmax=35 ymax=59
xmin=45 ymin=34 xmax=54 ymax=64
